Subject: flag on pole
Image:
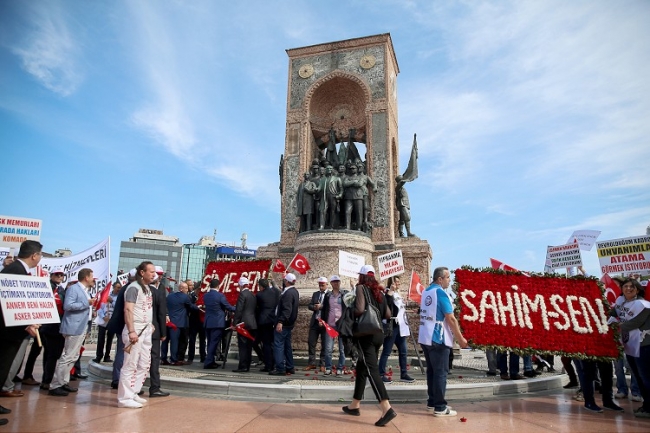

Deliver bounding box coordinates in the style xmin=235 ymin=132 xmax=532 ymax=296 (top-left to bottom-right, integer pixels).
xmin=490 ymin=258 xmax=519 ymax=272
xmin=233 ymin=322 xmax=255 ymax=341
xmin=401 ymin=133 xmax=419 ymax=182
xmin=94 ymin=278 xmax=112 ymax=310
xmin=272 ymin=259 xmax=286 ymax=273
xmin=408 ymin=270 xmax=424 ymax=304
xmin=318 ymin=318 xmax=339 ymax=338
xmin=601 ymin=273 xmax=620 ymax=305
xmin=289 ymin=253 xmax=311 ymax=275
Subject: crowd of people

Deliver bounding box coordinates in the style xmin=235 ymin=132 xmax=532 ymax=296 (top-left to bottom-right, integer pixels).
xmin=1 ymin=240 xmax=650 ymax=427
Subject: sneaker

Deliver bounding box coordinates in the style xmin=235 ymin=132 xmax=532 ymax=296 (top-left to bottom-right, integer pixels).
xmin=400 ymin=374 xmax=415 ymax=383
xmin=631 ymin=395 xmax=644 ymax=402
xmin=324 ymin=369 xmax=332 ymax=375
xmin=634 ymin=407 xmax=650 ymax=418
xmin=615 ymin=392 xmax=627 ymax=399
xmin=603 ymin=402 xmax=624 ymax=412
xmin=427 ymin=405 xmax=451 ymax=412
xmin=381 ymin=375 xmax=392 ymax=383
xmin=433 ymin=407 xmax=457 ymax=417
xmin=584 ymin=402 xmax=603 ymax=413
xmin=133 ymin=395 xmax=147 ymax=404
xmin=574 ymin=390 xmax=584 ymax=402
xmin=118 ymin=399 xmax=143 ymax=409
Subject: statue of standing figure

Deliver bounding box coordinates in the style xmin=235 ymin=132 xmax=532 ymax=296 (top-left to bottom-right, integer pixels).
xmin=395 ymin=133 xmax=419 ymax=237
xmin=297 ymin=173 xmax=318 ymax=233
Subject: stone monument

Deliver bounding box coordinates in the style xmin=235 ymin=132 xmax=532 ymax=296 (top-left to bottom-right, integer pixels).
xmin=258 ymin=34 xmax=432 ymax=291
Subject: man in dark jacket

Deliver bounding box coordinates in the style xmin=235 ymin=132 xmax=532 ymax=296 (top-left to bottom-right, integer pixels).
xmin=202 ymin=279 xmax=235 ymax=369
xmin=269 ymin=273 xmax=299 ymax=376
xmin=255 ymin=279 xmax=280 ymax=372
xmin=305 ymin=276 xmax=328 ymax=371
xmin=108 ymin=269 xmax=134 ymax=389
xmin=232 ymin=277 xmax=257 ymax=372
xmin=148 ymin=272 xmax=170 ymax=397
xmin=166 ymin=282 xmax=198 ymax=365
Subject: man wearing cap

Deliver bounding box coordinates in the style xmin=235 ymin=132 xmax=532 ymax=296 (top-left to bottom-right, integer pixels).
xmin=233 ymin=277 xmax=257 ymax=372
xmin=49 ymin=268 xmax=97 ymax=396
xmin=321 ymin=275 xmax=348 ymax=375
xmin=305 ymin=277 xmax=329 ymax=371
xmin=255 ymin=278 xmax=280 ymax=372
xmin=202 ymin=278 xmax=235 ymax=369
xmin=270 ymin=273 xmax=300 ymax=375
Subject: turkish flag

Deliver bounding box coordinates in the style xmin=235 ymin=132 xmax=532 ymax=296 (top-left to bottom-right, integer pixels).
xmin=233 ymin=322 xmax=255 ymax=341
xmin=601 ymin=273 xmax=620 ymax=305
xmin=289 ymin=253 xmax=311 ymax=275
xmin=408 ymin=270 xmax=424 ymax=304
xmin=272 ymin=259 xmax=286 ymax=273
xmin=490 ymin=258 xmax=519 ymax=272
xmin=318 ymin=318 xmax=339 ymax=338
xmin=94 ymin=279 xmax=112 ymax=309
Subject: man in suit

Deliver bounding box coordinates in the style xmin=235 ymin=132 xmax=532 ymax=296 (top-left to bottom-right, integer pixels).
xmin=187 ymin=282 xmax=206 ymax=364
xmin=255 ymin=278 xmax=280 ymax=372
xmin=166 ymin=282 xmax=197 ymax=365
xmin=0 ymin=240 xmax=43 ymax=425
xmin=305 ymin=277 xmax=328 ymax=371
xmin=232 ymin=277 xmax=257 ymax=372
xmin=37 ymin=266 xmax=67 ymax=390
xmin=269 ymin=273 xmax=300 ymax=376
xmin=202 ymin=279 xmax=235 ymax=369
xmin=148 ymin=270 xmax=170 ymax=398
xmin=49 ymin=268 xmax=97 ymax=396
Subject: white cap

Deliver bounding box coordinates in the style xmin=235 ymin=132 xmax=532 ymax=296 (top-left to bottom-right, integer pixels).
xmin=155 ymin=265 xmax=164 ymax=275
xmin=129 ymin=268 xmax=137 ymax=277
xmin=359 ymin=264 xmax=376 ymax=275
xmin=330 ymin=275 xmax=341 ymax=282
xmin=317 ymin=276 xmax=328 ymax=283
xmin=284 ymin=273 xmax=296 ymax=283
xmin=50 ymin=266 xmax=65 ymax=275
xmin=238 ymin=277 xmax=250 ymax=286
xmin=152 ymin=273 xmax=159 ymax=282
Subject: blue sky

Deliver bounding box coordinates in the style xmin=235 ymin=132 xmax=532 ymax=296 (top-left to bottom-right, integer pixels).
xmin=1 ymin=0 xmax=649 ymax=278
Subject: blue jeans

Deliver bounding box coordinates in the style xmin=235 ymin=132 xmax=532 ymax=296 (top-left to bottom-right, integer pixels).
xmin=523 ymin=355 xmax=533 ymax=372
xmin=273 ymin=327 xmax=294 ymax=372
xmin=422 ymin=343 xmax=450 ymax=411
xmin=378 ymin=326 xmax=408 ymax=377
xmin=498 ymin=352 xmax=520 ymax=376
xmin=615 ymin=357 xmax=641 ymax=396
xmin=486 ymin=349 xmax=498 ymax=373
xmin=324 ymin=333 xmax=345 ymax=371
xmin=112 ymin=335 xmax=125 ymax=383
xmin=627 ymin=348 xmax=650 ymax=411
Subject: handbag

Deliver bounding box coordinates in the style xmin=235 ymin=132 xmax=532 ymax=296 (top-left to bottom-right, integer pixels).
xmin=352 ymin=286 xmax=383 ymax=338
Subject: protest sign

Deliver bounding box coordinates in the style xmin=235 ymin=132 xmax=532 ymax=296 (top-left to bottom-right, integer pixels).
xmin=200 ymin=259 xmax=271 ymax=306
xmin=376 ymin=250 xmax=404 ymax=280
xmin=545 ymin=243 xmax=582 ymax=270
xmin=38 ymin=237 xmax=110 ymax=298
xmin=0 ymin=215 xmax=42 ymax=248
xmin=567 ymin=230 xmax=601 ymax=251
xmin=455 ymin=269 xmax=620 ymax=359
xmin=117 ymin=273 xmax=129 ymax=287
xmin=596 ymin=235 xmax=650 ymax=276
xmin=338 ymin=250 xmax=365 ymax=278
xmin=0 ymin=275 xmax=60 ymax=326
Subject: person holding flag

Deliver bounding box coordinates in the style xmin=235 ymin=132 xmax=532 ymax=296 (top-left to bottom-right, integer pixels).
xmin=320 ymin=275 xmax=348 ymax=376
xmin=232 ymin=277 xmax=257 ymax=373
xmin=379 ymin=276 xmax=414 ymax=383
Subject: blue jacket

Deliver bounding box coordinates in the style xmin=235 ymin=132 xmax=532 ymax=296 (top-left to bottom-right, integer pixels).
xmin=203 ymin=290 xmax=235 ymax=329
xmin=60 ymin=282 xmax=91 ymax=336
xmin=167 ymin=291 xmax=196 ymax=328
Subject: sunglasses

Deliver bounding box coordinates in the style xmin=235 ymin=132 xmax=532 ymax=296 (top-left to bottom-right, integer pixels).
xmin=52 ymin=273 xmax=65 ymax=277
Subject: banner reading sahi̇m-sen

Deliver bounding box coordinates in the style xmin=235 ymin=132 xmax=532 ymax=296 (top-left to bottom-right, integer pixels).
xmin=199 ymin=259 xmax=271 ymax=306
xmin=597 ymin=235 xmax=650 ymax=277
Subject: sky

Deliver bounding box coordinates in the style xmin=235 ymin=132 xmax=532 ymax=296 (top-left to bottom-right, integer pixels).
xmin=1 ymin=0 xmax=649 ymax=279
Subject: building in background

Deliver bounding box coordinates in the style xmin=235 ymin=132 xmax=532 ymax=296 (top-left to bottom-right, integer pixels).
xmin=117 ymin=229 xmax=182 ymax=281
xmin=180 ymin=233 xmax=257 ymax=282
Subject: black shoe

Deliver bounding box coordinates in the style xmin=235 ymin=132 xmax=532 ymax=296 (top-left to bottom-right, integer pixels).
xmin=342 ymin=406 xmax=360 ymax=416
xmin=524 ymin=370 xmax=540 ymax=378
xmin=563 ymin=381 xmax=579 ymax=389
xmin=40 ymin=383 xmax=50 ymax=391
xmin=92 ymin=358 xmax=102 ymax=363
xmin=486 ymin=371 xmax=497 ymax=376
xmin=72 ymin=373 xmax=88 ymax=380
xmin=259 ymin=368 xmax=270 ymax=373
xmin=268 ymin=370 xmax=285 ymax=376
xmin=232 ymin=369 xmax=249 ymax=373
xmin=111 ymin=381 xmax=118 ymax=389
xmin=149 ymin=390 xmax=170 ymax=398
xmin=204 ymin=363 xmax=220 ymax=369
xmin=0 ymin=419 xmax=7 ymax=426
xmin=61 ymin=384 xmax=78 ymax=393
xmin=286 ymin=368 xmax=296 ymax=375
xmin=48 ymin=387 xmax=69 ymax=397
xmin=138 ymin=390 xmax=145 ymax=396
xmin=603 ymin=402 xmax=624 ymax=412
xmin=103 ymin=357 xmax=112 ymax=363
xmin=0 ymin=406 xmax=10 ymax=415
xmin=12 ymin=376 xmax=21 ymax=383
xmin=375 ymin=408 xmax=397 ymax=426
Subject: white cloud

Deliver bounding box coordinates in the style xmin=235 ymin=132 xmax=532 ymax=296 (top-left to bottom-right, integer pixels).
xmin=9 ymin=2 xmax=82 ymax=96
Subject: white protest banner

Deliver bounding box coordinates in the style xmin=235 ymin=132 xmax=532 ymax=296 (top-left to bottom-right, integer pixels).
xmin=0 ymin=215 xmax=42 ymax=248
xmin=339 ymin=250 xmax=365 ymax=278
xmin=0 ymin=275 xmax=60 ymax=326
xmin=596 ymin=235 xmax=650 ymax=276
xmin=0 ymin=247 xmax=10 ymax=265
xmin=39 ymin=237 xmax=110 ymax=298
xmin=546 ymin=243 xmax=582 ymax=270
xmin=567 ymin=230 xmax=601 ymax=251
xmin=376 ymin=250 xmax=405 ymax=280
xmin=117 ymin=273 xmax=129 ymax=287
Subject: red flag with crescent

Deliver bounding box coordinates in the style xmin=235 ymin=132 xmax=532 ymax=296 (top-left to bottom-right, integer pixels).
xmin=408 ymin=270 xmax=424 ymax=304
xmin=289 ymin=253 xmax=311 ymax=275
xmin=490 ymin=258 xmax=519 ymax=272
xmin=272 ymin=259 xmax=286 ymax=273
xmin=318 ymin=318 xmax=339 ymax=338
xmin=233 ymin=322 xmax=255 ymax=341
xmin=94 ymin=279 xmax=112 ymax=310
xmin=601 ymin=273 xmax=620 ymax=305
